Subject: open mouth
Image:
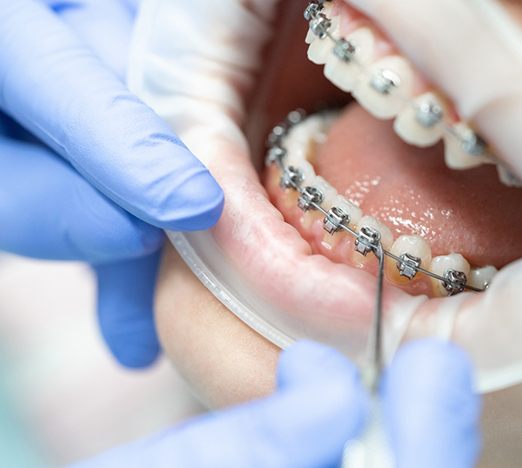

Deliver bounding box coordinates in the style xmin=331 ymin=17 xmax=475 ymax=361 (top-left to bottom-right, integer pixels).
xmin=203 ymin=0 xmax=522 ymax=354
xmin=131 ymin=0 xmax=522 ymax=381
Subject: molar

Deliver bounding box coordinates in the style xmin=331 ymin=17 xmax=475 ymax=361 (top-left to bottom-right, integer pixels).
xmin=323 ymin=27 xmax=375 ymax=93
xmin=387 ymin=235 xmax=432 ymax=284
xmin=352 ymin=56 xmax=413 ymax=120
xmin=394 ymin=92 xmax=447 ymax=147
xmin=430 ymin=253 xmax=471 ymax=297
xmin=444 ymin=123 xmax=489 ymax=170
xmin=469 ymin=266 xmax=497 ymax=290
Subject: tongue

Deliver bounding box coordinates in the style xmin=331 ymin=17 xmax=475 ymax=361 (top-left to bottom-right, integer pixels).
xmin=315 ymin=103 xmax=522 ymax=268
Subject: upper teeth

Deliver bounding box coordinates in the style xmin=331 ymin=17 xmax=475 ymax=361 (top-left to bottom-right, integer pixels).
xmin=304 ymin=3 xmax=518 ymax=188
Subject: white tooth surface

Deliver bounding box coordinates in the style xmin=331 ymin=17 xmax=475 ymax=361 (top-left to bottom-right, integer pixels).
xmin=305 ymin=28 xmax=315 ymax=45
xmin=324 ymin=27 xmax=375 ymax=93
xmin=308 ymin=16 xmax=340 ymax=65
xmin=313 ymin=176 xmax=338 ymax=208
xmin=497 ymin=164 xmax=522 ymax=188
xmin=353 ymin=56 xmax=413 ymax=120
xmin=285 ymin=138 xmax=311 ymax=166
xmin=390 ymin=235 xmax=432 ymax=269
xmin=394 ymin=92 xmax=447 ymax=147
xmin=299 ymin=160 xmax=317 ymax=184
xmin=430 ymin=253 xmax=471 ymax=296
xmin=444 ymin=123 xmax=489 ymax=170
xmin=332 ymin=194 xmax=362 ymax=227
xmin=357 ymin=215 xmax=394 ymax=249
xmin=469 ymin=265 xmax=498 ymax=290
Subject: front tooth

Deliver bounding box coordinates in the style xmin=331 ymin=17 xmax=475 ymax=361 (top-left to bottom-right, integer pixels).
xmin=444 ymin=123 xmax=489 ymax=170
xmin=308 ymin=16 xmax=340 ymax=64
xmin=430 ymin=253 xmax=471 ymax=297
xmin=324 ymin=27 xmax=375 ymax=93
xmin=389 ymin=235 xmax=432 ymax=283
xmin=469 ymin=265 xmax=498 ymax=290
xmin=352 ymin=56 xmax=413 ymax=120
xmin=394 ymin=92 xmax=447 ymax=147
xmin=356 ymin=215 xmax=394 ymax=249
xmin=332 ymin=194 xmax=362 ymax=228
xmin=497 ymin=164 xmax=522 ymax=188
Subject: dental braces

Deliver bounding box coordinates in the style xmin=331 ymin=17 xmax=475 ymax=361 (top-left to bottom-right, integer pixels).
xmin=304 ymin=0 xmax=522 ymax=185
xmin=266 ymin=109 xmax=487 ymax=295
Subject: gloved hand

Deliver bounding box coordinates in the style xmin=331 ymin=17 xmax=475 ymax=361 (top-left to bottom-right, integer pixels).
xmin=0 ymin=0 xmax=224 ymax=368
xmin=72 ymin=340 xmax=480 ymax=468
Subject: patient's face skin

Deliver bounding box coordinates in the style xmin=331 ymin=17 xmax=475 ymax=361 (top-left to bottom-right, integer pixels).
xmin=155 ymin=245 xmax=279 ymax=408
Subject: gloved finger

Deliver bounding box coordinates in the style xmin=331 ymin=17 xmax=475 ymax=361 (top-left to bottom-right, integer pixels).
xmin=343 ymin=0 xmax=522 ymax=177
xmin=95 ymin=250 xmax=161 ymax=369
xmin=75 ymin=341 xmax=368 ymax=468
xmin=0 ymin=1 xmax=224 ymax=231
xmin=0 ymin=137 xmax=163 ymax=263
xmin=42 ymin=0 xmax=134 ymax=78
xmin=384 ymin=340 xmax=481 ymax=468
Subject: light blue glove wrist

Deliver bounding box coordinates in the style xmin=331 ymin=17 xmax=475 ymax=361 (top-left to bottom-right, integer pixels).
xmin=384 ymin=339 xmax=481 ymax=468
xmin=0 ymin=0 xmax=224 ymax=368
xmin=71 ymin=340 xmax=481 ymax=468
xmin=72 ymin=341 xmax=368 ymax=468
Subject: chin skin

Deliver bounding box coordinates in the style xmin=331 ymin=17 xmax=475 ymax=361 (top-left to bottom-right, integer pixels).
xmin=155 ymin=245 xmax=280 ymax=409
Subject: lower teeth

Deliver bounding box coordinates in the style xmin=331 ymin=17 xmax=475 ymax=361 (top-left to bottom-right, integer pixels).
xmin=267 ymin=109 xmax=494 ymax=295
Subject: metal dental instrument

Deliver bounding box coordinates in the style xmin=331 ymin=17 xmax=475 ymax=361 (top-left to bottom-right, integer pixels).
xmin=366 ymin=239 xmax=386 ymax=393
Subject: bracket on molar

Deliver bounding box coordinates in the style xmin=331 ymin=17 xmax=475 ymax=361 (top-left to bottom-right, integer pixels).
xmin=443 ymin=269 xmax=467 ymax=295
xmin=370 ymin=69 xmax=401 ymax=95
xmin=266 ymin=146 xmax=287 ymax=167
xmin=397 ymin=253 xmax=421 ymax=280
xmin=309 ymin=14 xmax=332 ymax=39
xmin=355 ymin=227 xmax=382 ymax=257
xmin=298 ymin=186 xmax=324 ymax=211
xmin=324 ymin=207 xmax=350 ymax=235
xmin=280 ymin=166 xmax=303 ymax=190
xmin=267 ymin=124 xmax=288 ymax=148
xmin=416 ymin=101 xmax=444 ymax=128
xmin=286 ymin=109 xmax=307 ymax=126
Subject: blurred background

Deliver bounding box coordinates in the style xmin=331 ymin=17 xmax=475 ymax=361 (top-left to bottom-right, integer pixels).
xmin=0 ymin=254 xmax=203 ymax=467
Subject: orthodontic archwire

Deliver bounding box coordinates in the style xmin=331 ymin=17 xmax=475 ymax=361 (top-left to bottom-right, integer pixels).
xmin=304 ymin=0 xmax=521 ymax=182
xmin=266 ymin=109 xmax=487 ymax=296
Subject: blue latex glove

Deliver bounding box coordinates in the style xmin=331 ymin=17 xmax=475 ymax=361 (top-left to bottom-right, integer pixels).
xmin=0 ymin=0 xmax=224 ymax=368
xmin=72 ymin=340 xmax=480 ymax=468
